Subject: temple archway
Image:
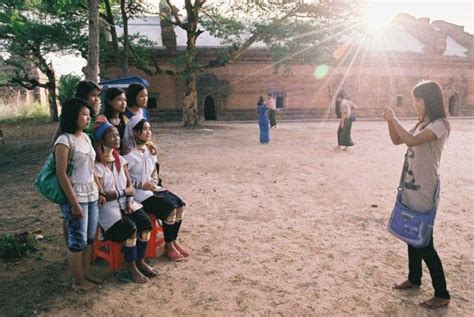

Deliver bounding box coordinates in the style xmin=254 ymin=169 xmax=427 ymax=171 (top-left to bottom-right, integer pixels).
xmin=204 ymin=95 xmax=217 ymax=120
xmin=448 ymin=95 xmax=458 ymax=116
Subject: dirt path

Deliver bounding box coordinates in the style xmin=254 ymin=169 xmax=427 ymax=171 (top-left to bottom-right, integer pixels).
xmin=1 ymin=119 xmax=473 ymax=316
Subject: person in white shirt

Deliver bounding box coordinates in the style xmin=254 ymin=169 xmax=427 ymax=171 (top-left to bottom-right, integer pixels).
xmin=336 ymin=91 xmax=357 ymax=150
xmin=384 ymin=80 xmax=450 ymax=309
xmin=123 ymin=116 xmax=188 ymax=262
xmin=93 ymin=119 xmax=157 ymax=283
xmin=54 ymin=98 xmax=105 ymax=291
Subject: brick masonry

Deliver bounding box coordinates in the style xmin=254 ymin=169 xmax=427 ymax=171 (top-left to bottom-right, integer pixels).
xmin=102 ymin=15 xmax=474 ymax=122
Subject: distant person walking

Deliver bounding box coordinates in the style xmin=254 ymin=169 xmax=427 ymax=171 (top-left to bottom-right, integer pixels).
xmin=384 ymin=80 xmax=451 ymax=309
xmin=257 ymin=96 xmax=270 ymax=144
xmin=337 ymin=92 xmax=357 ymax=150
xmin=267 ymin=93 xmax=277 ymax=128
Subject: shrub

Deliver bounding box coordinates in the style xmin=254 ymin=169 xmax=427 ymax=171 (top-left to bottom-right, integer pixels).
xmin=59 ymin=73 xmax=81 ymax=106
xmin=18 ymin=102 xmax=49 ymax=120
xmin=0 ymin=232 xmax=39 ymax=261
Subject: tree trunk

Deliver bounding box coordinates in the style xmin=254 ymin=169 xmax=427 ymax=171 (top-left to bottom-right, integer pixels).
xmin=183 ymin=33 xmax=199 ymax=126
xmin=83 ymin=0 xmax=100 ymax=82
xmin=45 ymin=67 xmax=59 ymax=122
xmin=182 ymin=0 xmax=201 ymax=126
xmin=119 ymin=0 xmax=130 ymax=75
xmin=104 ymin=0 xmax=128 ymax=76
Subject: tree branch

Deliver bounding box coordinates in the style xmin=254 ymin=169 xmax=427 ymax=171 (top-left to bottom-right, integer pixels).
xmin=208 ymin=4 xmax=301 ymax=67
xmin=9 ymin=70 xmax=49 ymax=90
xmin=165 ymin=0 xmax=184 ymax=28
xmin=127 ymin=42 xmax=180 ymax=76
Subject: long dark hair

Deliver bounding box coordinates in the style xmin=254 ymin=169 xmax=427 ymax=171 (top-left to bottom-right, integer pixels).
xmin=60 ymin=97 xmax=93 ymax=134
xmin=412 ymin=80 xmax=450 ymax=132
xmin=75 ymin=80 xmax=100 ymax=115
xmin=75 ymin=81 xmax=100 ymax=100
xmin=257 ymin=96 xmax=265 ymax=106
xmin=104 ymin=88 xmax=125 ymax=119
xmin=126 ymin=83 xmax=146 ymax=108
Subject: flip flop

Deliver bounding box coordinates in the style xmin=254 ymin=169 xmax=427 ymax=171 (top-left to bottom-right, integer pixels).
xmin=164 ymin=249 xmax=185 ymax=262
xmin=115 ymin=271 xmax=133 ymax=284
xmin=173 ymin=243 xmax=190 ymax=257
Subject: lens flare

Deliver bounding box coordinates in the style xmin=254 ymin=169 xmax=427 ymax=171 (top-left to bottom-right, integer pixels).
xmin=314 ymin=64 xmax=329 ymax=80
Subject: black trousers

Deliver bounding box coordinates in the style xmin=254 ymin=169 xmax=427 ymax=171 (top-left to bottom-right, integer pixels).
xmin=408 ymin=234 xmax=450 ymax=299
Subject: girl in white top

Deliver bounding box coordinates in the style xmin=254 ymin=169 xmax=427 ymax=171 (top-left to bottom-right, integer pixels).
xmin=384 ymin=80 xmax=450 ymax=309
xmin=93 ymin=119 xmax=157 ymax=283
xmin=123 ymin=116 xmax=188 ymax=262
xmin=54 ymin=97 xmax=105 ymax=291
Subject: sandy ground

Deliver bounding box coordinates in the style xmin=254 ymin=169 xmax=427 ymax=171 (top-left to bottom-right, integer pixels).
xmin=1 ymin=119 xmax=473 ymax=316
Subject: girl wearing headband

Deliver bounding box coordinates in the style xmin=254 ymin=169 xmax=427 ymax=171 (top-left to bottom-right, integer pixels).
xmin=123 ymin=116 xmax=189 ymax=262
xmin=93 ymin=118 xmax=157 ymax=283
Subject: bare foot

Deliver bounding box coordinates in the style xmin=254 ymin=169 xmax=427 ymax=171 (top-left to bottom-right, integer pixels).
xmin=130 ymin=267 xmax=149 ymax=284
xmin=164 ymin=244 xmax=185 ymax=262
xmin=393 ymin=280 xmax=420 ymax=290
xmin=173 ymin=241 xmax=190 ymax=257
xmin=136 ymin=259 xmax=159 ymax=277
xmin=420 ymin=297 xmax=450 ymax=309
xmin=85 ymin=274 xmax=104 ymax=285
xmin=72 ymin=279 xmax=96 ymax=291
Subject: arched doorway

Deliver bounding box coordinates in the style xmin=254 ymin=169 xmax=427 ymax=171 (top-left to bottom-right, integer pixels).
xmin=448 ymin=95 xmax=458 ymax=116
xmin=204 ymin=95 xmax=217 ymax=120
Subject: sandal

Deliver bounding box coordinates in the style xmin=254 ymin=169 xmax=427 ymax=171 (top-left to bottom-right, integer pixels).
xmin=164 ymin=249 xmax=185 ymax=262
xmin=116 ymin=271 xmax=133 ymax=284
xmin=173 ymin=243 xmax=190 ymax=257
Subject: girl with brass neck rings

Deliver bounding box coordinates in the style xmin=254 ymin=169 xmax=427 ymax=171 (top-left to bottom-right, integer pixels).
xmin=54 ymin=98 xmax=105 ymax=290
xmin=384 ymin=80 xmax=451 ymax=309
xmin=93 ymin=119 xmax=157 ymax=283
xmin=123 ymin=116 xmax=189 ymax=262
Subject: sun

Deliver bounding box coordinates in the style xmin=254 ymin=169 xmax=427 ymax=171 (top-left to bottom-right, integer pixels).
xmin=361 ymin=1 xmax=395 ymax=35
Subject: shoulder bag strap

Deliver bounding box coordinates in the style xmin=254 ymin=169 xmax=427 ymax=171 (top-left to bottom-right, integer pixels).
xmin=397 ymin=149 xmax=440 ymax=206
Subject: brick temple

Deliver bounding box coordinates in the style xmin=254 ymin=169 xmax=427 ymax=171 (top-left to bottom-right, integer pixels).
xmin=102 ymin=13 xmax=474 ymax=121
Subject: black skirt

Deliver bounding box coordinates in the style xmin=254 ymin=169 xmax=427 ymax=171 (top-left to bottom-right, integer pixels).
xmin=141 ymin=190 xmax=185 ymax=220
xmin=337 ymin=118 xmax=354 ymax=146
xmin=104 ymin=209 xmax=152 ymax=242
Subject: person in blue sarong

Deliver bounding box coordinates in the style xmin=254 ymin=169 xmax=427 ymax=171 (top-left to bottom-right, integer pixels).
xmin=257 ymin=96 xmax=270 ymax=144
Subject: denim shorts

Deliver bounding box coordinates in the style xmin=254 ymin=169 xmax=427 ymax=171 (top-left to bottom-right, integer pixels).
xmin=60 ymin=201 xmax=99 ymax=252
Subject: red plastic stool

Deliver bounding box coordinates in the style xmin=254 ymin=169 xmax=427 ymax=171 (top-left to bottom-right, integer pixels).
xmin=146 ymin=214 xmax=165 ymax=258
xmin=93 ymin=230 xmax=123 ymax=271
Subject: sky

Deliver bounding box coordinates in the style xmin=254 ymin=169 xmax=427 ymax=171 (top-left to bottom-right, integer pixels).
xmin=51 ymin=0 xmax=473 ymax=77
xmin=362 ymin=0 xmax=473 ymax=33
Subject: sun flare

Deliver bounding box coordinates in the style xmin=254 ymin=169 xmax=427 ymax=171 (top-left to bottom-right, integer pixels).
xmin=361 ymin=1 xmax=394 ymax=35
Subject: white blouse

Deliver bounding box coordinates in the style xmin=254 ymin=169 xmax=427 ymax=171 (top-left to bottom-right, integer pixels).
xmin=94 ymin=157 xmax=128 ymax=231
xmin=123 ymin=147 xmax=157 ymax=203
xmin=55 ymin=133 xmax=98 ymax=203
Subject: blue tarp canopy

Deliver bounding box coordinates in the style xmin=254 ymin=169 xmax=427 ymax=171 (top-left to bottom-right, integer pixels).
xmin=99 ymin=76 xmax=149 ymax=89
